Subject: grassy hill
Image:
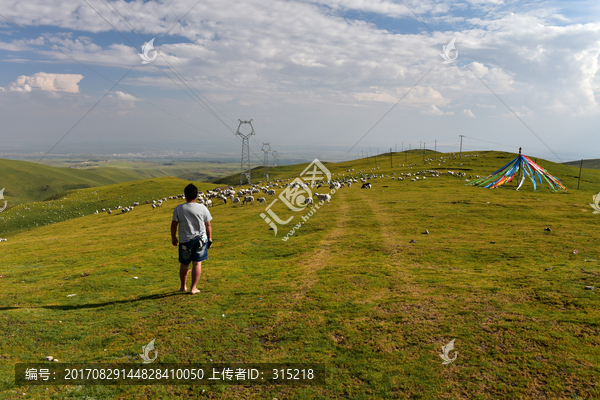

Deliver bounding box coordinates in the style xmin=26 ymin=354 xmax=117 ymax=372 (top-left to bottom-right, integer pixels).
xmin=1 ymin=151 xmax=600 ymax=399
xmin=216 ymin=149 xmax=600 ymax=191
xmin=563 ymin=158 xmax=600 ymax=171
xmin=0 ymin=177 xmax=224 ymax=236
xmin=0 ymin=159 xmax=239 ymax=207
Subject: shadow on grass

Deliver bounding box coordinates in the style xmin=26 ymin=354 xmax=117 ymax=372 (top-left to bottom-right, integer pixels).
xmin=0 ymin=291 xmax=183 ymax=311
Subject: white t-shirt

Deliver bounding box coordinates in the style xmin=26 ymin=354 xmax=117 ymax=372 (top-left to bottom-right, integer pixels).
xmin=172 ymin=202 xmax=213 ymax=243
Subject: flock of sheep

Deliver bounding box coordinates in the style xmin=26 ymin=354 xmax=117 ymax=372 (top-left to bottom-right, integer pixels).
xmin=95 ymin=185 xmax=279 ymax=215
xmin=91 ymin=154 xmax=481 ymax=216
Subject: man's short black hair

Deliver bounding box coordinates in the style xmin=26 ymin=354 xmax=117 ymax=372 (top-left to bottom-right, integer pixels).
xmin=184 ymin=184 xmax=198 ymax=201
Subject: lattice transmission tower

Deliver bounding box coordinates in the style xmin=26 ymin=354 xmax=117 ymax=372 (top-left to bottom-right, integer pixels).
xmin=261 ymin=143 xmax=271 ymax=181
xmin=236 ymin=119 xmax=255 ymax=185
xmin=271 ymin=151 xmax=279 ymax=167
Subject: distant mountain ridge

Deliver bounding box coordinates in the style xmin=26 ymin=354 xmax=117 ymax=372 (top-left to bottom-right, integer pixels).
xmin=563 ymin=159 xmax=600 ymax=170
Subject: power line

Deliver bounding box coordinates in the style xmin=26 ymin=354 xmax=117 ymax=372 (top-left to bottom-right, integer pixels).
xmin=467 ymin=66 xmax=563 ymax=163
xmin=84 ymin=0 xmax=236 ymax=134
xmin=20 ymin=65 xmax=136 ymax=180
xmin=113 ymin=0 xmax=239 ymax=127
xmin=347 ymin=65 xmax=436 ymax=153
xmin=0 ymin=11 xmax=227 ymax=140
xmin=162 ymin=0 xmax=249 ymax=122
xmin=165 ymin=0 xmax=203 ymax=35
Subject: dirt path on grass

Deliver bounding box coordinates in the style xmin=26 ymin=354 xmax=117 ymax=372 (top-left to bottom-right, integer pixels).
xmin=353 ymin=188 xmax=436 ymax=311
xmin=289 ymin=186 xmax=423 ymax=304
xmin=288 ymin=188 xmax=354 ymax=304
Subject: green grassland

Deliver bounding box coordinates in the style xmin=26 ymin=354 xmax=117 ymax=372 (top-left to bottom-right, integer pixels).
xmin=1 ymin=151 xmax=600 ymax=399
xmin=563 ymin=158 xmax=600 ymax=171
xmin=0 ymin=177 xmax=226 ymax=237
xmin=0 ymin=159 xmax=239 ymax=207
xmin=39 ymin=159 xmax=240 ymax=183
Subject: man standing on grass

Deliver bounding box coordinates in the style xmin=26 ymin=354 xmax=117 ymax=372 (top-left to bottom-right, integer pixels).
xmin=171 ymin=184 xmax=213 ymax=295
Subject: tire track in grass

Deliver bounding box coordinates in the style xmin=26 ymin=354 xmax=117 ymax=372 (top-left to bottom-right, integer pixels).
xmin=288 ymin=188 xmax=350 ymax=305
xmin=284 ymin=187 xmax=406 ymax=398
xmin=289 ymin=186 xmax=421 ymax=309
xmin=354 ymin=188 xmax=426 ymax=299
xmin=352 ymin=187 xmax=454 ymax=397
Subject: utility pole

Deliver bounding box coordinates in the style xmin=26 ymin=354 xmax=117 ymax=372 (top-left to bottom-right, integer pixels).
xmin=423 ymin=142 xmax=426 ymax=162
xmin=390 ymin=148 xmax=393 ymax=168
xmin=578 ymin=159 xmax=584 ymax=189
xmin=459 ymin=135 xmax=465 ymax=158
xmin=236 ymin=119 xmax=255 ymax=185
xmin=271 ymin=151 xmax=278 ymax=167
xmin=435 ymin=140 xmax=437 ymax=153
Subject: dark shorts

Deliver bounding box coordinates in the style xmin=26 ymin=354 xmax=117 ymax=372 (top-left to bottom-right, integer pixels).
xmin=179 ymin=241 xmax=208 ymax=265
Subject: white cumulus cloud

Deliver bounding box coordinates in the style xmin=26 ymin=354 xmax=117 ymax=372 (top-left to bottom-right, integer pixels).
xmin=463 ymin=109 xmax=475 ymax=118
xmin=8 ymin=72 xmax=84 ymax=93
xmin=113 ymin=91 xmax=137 ymax=102
xmin=420 ymin=104 xmax=454 ymax=116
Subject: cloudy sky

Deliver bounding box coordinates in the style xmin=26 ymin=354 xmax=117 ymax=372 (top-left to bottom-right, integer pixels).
xmin=0 ymin=0 xmax=599 ymax=163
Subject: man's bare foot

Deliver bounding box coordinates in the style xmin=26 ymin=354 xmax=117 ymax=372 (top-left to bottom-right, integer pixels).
xmin=190 ymin=288 xmax=200 ymax=295
xmin=179 ymin=287 xmax=187 ymax=292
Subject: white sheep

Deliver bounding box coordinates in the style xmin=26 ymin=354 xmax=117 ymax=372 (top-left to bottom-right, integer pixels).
xmin=313 ymin=193 xmax=331 ymax=204
xmin=233 ymin=197 xmax=240 ymax=207
xmin=304 ymin=197 xmax=313 ymax=207
xmin=243 ymin=195 xmax=254 ymax=205
xmin=258 ymin=197 xmax=266 ymax=205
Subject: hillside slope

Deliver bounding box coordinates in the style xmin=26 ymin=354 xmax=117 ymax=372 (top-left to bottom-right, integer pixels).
xmin=0 ymin=159 xmax=158 ymax=205
xmin=563 ymin=158 xmax=600 ymax=170
xmin=0 ymin=176 xmax=221 ymax=236
xmin=215 ymin=150 xmax=600 ymax=191
xmin=0 ymin=159 xmax=237 ymax=206
xmin=1 ymin=150 xmax=599 ymax=399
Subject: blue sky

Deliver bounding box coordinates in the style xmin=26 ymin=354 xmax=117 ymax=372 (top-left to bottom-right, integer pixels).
xmin=0 ymin=0 xmax=599 ymax=163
